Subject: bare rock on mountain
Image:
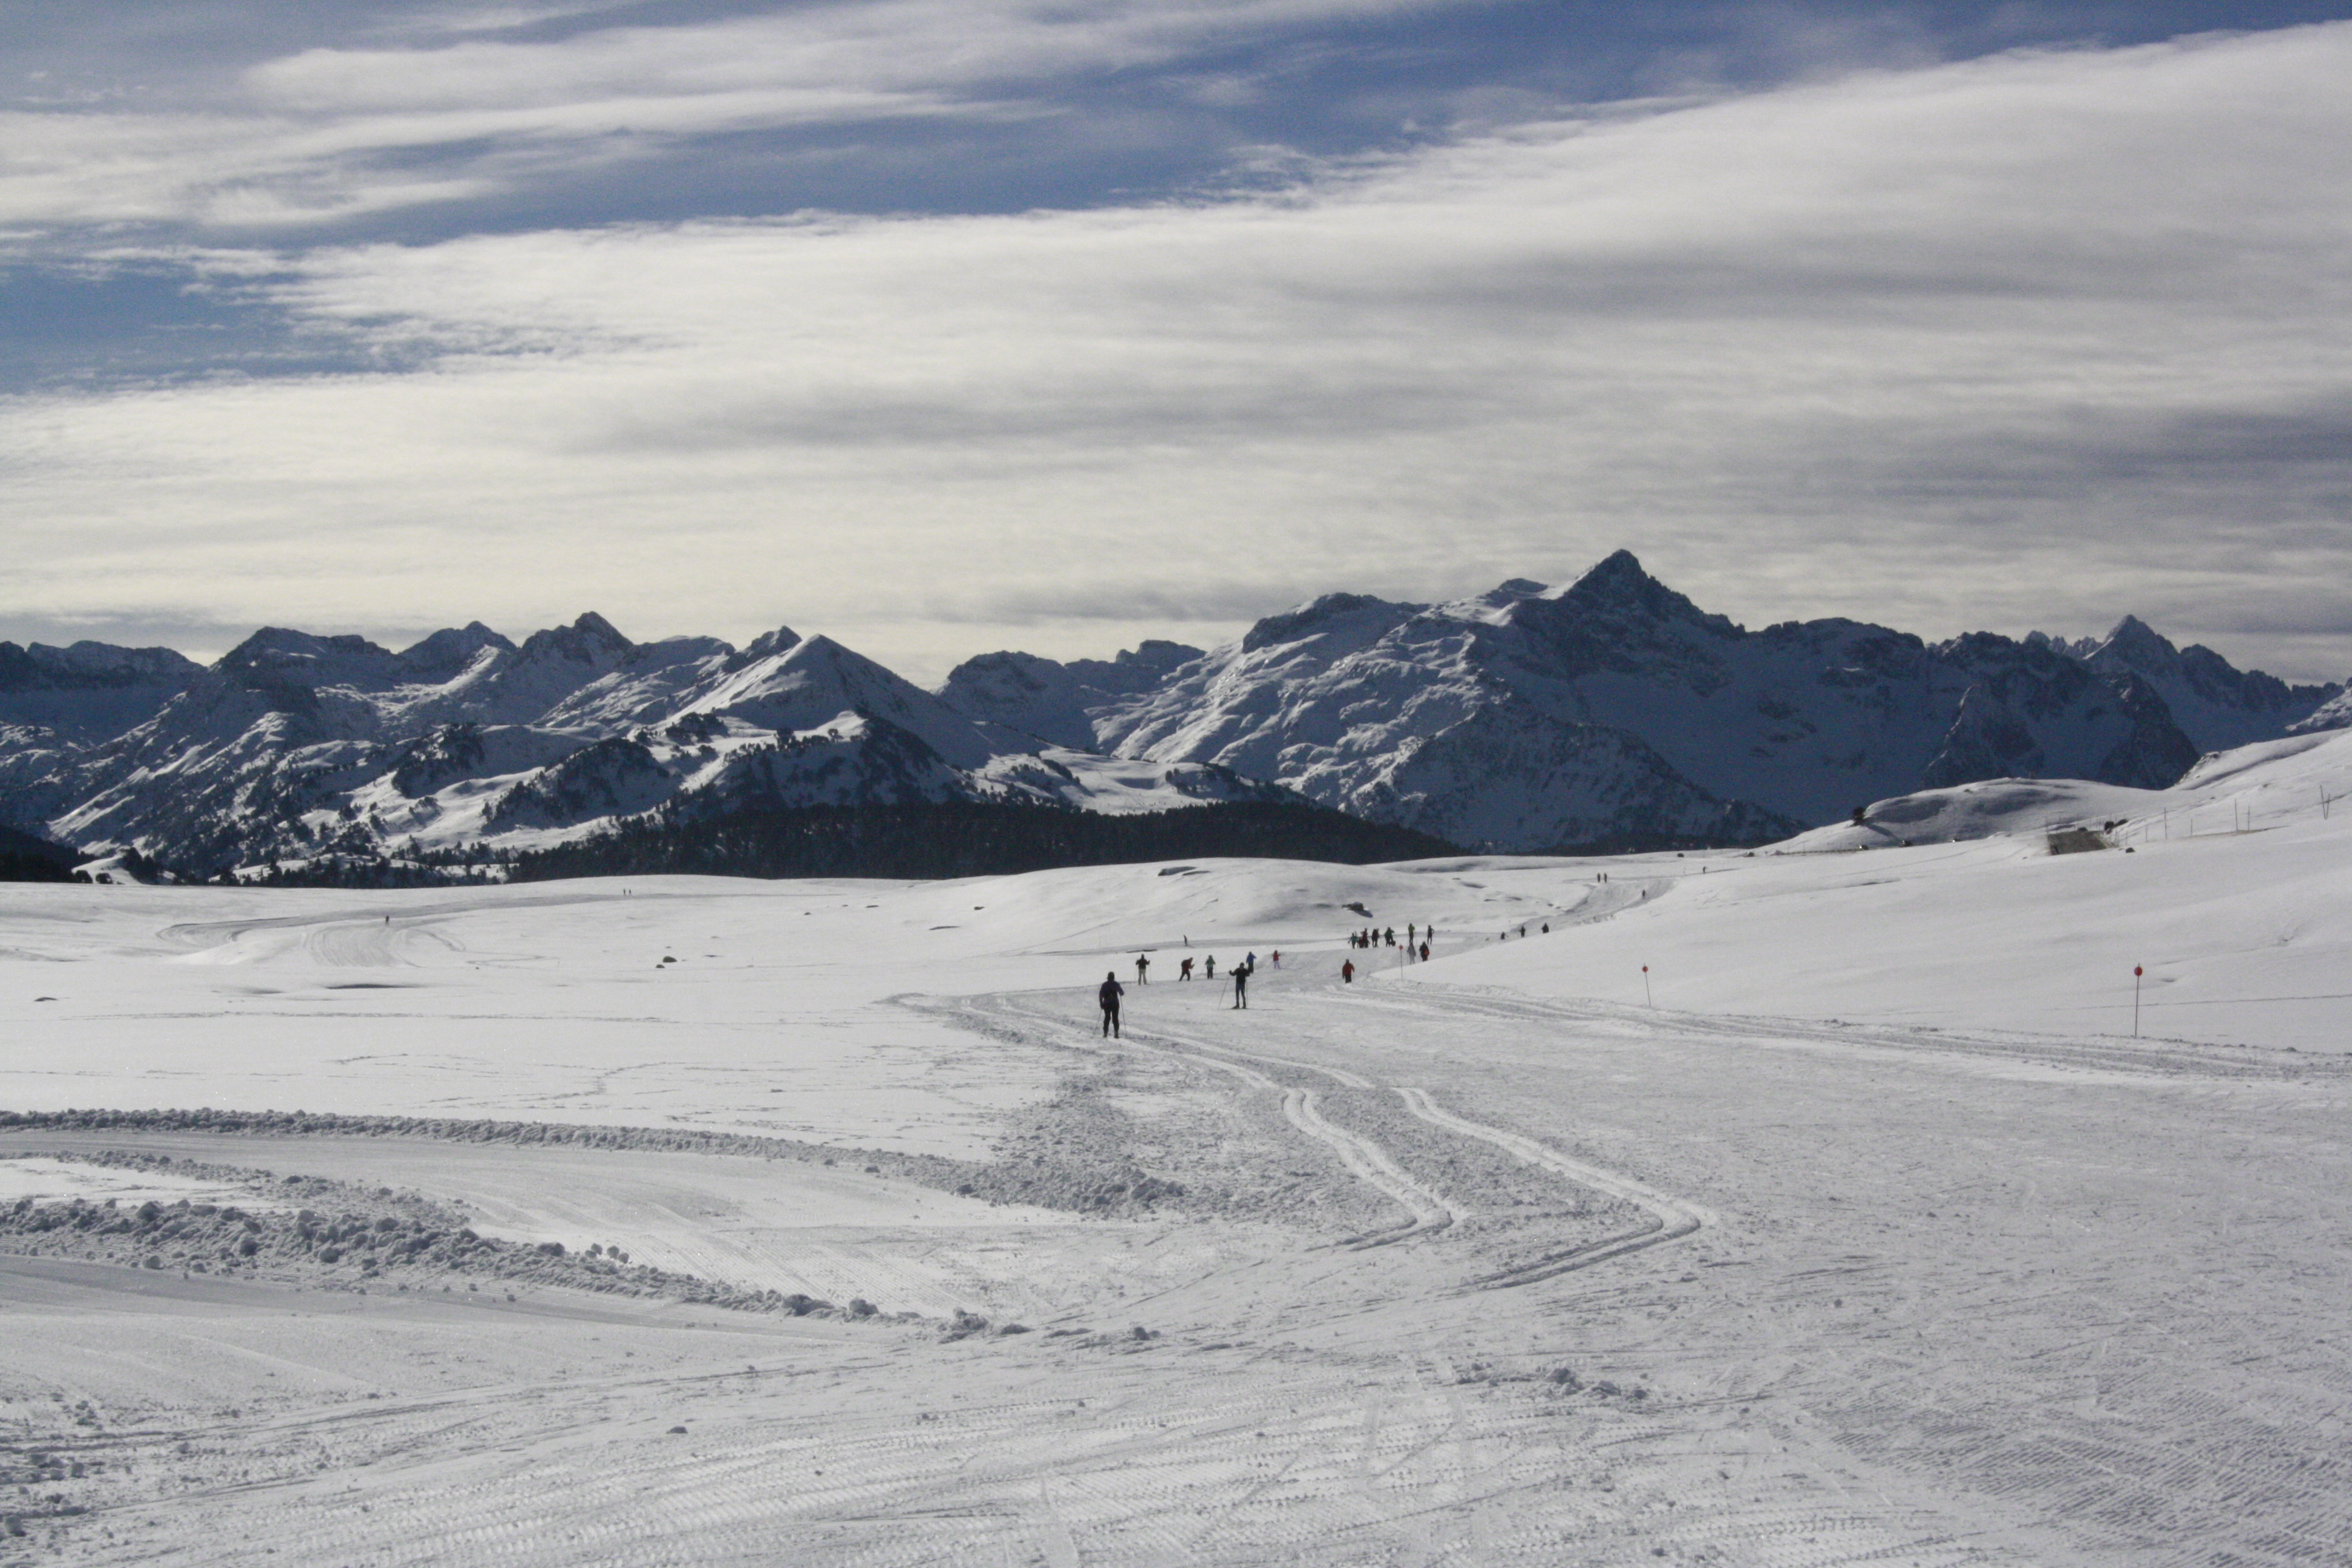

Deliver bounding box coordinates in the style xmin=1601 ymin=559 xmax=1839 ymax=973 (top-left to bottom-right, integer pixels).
xmin=2083 ymin=614 xmax=2342 ymax=751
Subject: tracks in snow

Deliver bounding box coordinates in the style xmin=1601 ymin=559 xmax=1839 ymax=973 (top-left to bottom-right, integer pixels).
xmin=1128 ymin=1027 xmax=1455 ymax=1247
xmin=959 ymin=988 xmax=1709 ymax=1281
xmin=1392 ymin=1086 xmax=1713 ymax=1286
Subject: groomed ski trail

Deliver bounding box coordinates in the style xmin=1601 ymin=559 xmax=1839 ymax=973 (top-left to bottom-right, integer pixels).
xmin=952 ymin=987 xmax=1711 ymax=1276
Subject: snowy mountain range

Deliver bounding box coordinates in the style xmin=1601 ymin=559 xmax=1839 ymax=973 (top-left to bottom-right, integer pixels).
xmin=1 ymin=550 xmax=2342 ymax=872
xmin=0 ymin=618 xmax=1292 ymax=877
xmin=941 ymin=551 xmax=2345 ymax=852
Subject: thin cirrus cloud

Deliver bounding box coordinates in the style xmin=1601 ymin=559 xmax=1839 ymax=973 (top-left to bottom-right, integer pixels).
xmin=0 ymin=0 xmax=1485 ymax=232
xmin=3 ymin=11 xmax=2351 ymax=683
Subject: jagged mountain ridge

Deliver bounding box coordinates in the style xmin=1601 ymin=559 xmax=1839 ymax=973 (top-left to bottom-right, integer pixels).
xmin=0 ymin=616 xmax=1296 ymax=875
xmin=938 ymin=552 xmax=2345 ymax=852
xmin=938 ymin=640 xmax=1205 ymax=750
xmin=0 ymin=639 xmax=205 ymax=746
xmin=3 ymin=555 xmax=2342 ymax=869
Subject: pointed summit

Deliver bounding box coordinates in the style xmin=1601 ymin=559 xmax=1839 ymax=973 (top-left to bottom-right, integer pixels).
xmin=399 ymin=621 xmax=515 ymax=679
xmin=567 ymin=612 xmax=630 ymax=651
xmin=516 ymin=612 xmax=635 ymax=667
xmin=1565 ymin=549 xmax=1656 ymax=598
xmin=2089 ymin=615 xmax=2180 ymax=676
xmin=741 ymin=624 xmax=802 ymax=662
xmin=1558 ymin=549 xmax=1721 ymax=629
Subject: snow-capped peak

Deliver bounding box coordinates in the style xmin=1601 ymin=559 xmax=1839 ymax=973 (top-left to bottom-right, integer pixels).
xmin=398 ymin=622 xmax=516 ymax=681
xmin=1555 ymin=549 xmax=1723 ymax=629
xmin=1445 ymin=578 xmax=1550 ymax=622
xmin=1239 ymin=592 xmax=1422 ymax=654
xmin=739 ymin=624 xmax=803 ymax=663
xmin=677 ymin=632 xmax=1007 ymax=770
xmin=2091 ymin=614 xmax=2175 ymax=671
xmin=216 ymin=627 xmax=406 ymax=694
xmin=514 ymin=612 xmax=634 ymax=667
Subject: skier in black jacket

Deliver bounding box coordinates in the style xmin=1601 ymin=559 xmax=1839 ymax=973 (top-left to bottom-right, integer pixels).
xmin=1099 ymin=972 xmax=1125 ymax=1037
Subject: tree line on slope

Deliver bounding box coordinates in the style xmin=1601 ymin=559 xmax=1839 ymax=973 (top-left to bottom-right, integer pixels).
xmin=0 ymin=823 xmax=76 ymax=883
xmin=506 ymin=799 xmax=1461 ymax=882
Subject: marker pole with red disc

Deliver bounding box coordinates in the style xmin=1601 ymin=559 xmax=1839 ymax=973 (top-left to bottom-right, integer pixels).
xmin=2134 ymin=965 xmax=2143 ymax=1037
xmin=1642 ymin=964 xmax=1653 ymax=1008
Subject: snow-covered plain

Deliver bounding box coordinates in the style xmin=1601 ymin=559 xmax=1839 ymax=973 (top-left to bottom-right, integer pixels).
xmin=1 ymin=734 xmax=2348 ymax=1565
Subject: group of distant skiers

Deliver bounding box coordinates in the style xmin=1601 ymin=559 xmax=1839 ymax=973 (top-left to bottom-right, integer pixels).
xmin=1097 ymin=918 xmax=1457 ymax=1028
xmin=1100 ymin=947 xmax=1264 ymax=1033
xmin=1348 ymin=923 xmax=1433 ymax=964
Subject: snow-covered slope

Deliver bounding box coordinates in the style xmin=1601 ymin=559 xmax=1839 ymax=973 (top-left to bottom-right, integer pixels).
xmin=937 ymin=639 xmax=1201 ymax=748
xmin=1414 ymin=724 xmax=2352 ymax=1051
xmin=4 ymin=717 xmax=2347 ymax=1567
xmin=945 ymin=552 xmax=2342 ymax=853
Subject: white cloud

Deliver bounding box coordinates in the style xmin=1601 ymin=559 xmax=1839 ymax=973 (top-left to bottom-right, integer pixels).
xmin=0 ymin=0 xmax=1468 ymax=231
xmin=5 ymin=24 xmax=2352 ymax=680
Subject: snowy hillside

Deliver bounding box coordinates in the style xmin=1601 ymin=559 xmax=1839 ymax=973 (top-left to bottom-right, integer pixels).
xmin=1413 ymin=724 xmax=2352 ymax=1051
xmin=944 ymin=551 xmax=2344 ymax=852
xmin=1 ymin=725 xmax=2347 ymax=1563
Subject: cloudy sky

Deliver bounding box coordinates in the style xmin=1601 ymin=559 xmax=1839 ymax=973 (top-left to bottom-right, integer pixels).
xmin=5 ymin=1 xmax=2351 ymax=682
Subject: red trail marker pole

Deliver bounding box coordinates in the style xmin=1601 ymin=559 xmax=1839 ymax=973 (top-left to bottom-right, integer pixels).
xmin=1642 ymin=964 xmax=1653 ymax=1008
xmin=2134 ymin=965 xmax=2143 ymax=1037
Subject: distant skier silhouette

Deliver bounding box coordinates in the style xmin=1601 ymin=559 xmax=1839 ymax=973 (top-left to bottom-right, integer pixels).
xmin=1179 ymin=956 xmax=1195 ymax=980
xmin=1099 ymin=972 xmax=1125 ymax=1037
xmin=1232 ymin=962 xmax=1249 ymax=1009
xmin=1342 ymin=959 xmax=1355 ymax=983
xmin=1135 ymin=954 xmax=1150 ymax=984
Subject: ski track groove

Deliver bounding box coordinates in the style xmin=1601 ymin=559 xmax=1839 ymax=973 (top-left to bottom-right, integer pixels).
xmin=1365 ymin=978 xmax=2342 ymax=1082
xmin=968 ymin=988 xmax=1709 ymax=1275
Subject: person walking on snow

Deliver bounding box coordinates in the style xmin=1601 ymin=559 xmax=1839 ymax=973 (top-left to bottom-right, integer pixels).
xmin=1179 ymin=956 xmax=1194 ymax=980
xmin=1205 ymin=955 xmax=1217 ymax=979
xmin=1232 ymin=961 xmax=1250 ymax=1009
xmin=1099 ymin=972 xmax=1125 ymax=1037
xmin=1135 ymin=953 xmax=1150 ymax=984
xmin=1342 ymin=959 xmax=1355 ymax=983
xmin=1419 ymin=941 xmax=1429 ymax=962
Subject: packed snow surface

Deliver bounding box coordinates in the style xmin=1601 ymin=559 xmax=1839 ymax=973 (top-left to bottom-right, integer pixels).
xmin=1 ymin=728 xmax=2348 ymax=1565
